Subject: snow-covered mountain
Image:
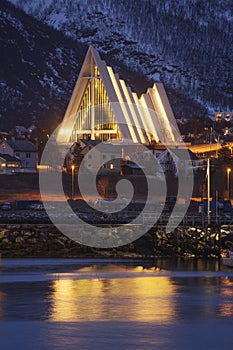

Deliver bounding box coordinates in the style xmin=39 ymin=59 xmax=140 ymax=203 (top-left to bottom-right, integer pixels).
xmin=0 ymin=0 xmax=87 ymax=130
xmin=1 ymin=0 xmax=232 ymax=130
xmin=0 ymin=0 xmax=155 ymax=130
xmin=9 ymin=0 xmax=233 ymax=110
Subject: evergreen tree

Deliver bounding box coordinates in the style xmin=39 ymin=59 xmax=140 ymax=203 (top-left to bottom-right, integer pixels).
xmin=71 ymin=141 xmax=83 ymax=167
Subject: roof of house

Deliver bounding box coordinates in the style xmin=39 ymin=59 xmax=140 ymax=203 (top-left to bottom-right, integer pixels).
xmin=3 ymin=140 xmax=37 ymax=152
xmin=80 ymin=140 xmax=100 ymax=147
xmin=0 ymin=153 xmax=21 ymax=163
xmin=16 ymin=126 xmax=27 ymax=133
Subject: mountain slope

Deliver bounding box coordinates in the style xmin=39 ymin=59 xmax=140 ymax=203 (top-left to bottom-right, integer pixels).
xmin=0 ymin=0 xmax=167 ymax=131
xmin=0 ymin=0 xmax=89 ymax=130
xmin=1 ymin=0 xmax=232 ymax=132
xmin=8 ymin=0 xmax=233 ymax=113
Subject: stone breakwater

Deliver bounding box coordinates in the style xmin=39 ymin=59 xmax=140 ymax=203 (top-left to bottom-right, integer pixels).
xmin=0 ymin=224 xmax=152 ymax=258
xmin=0 ymin=224 xmax=232 ymax=259
xmin=0 ymin=224 xmax=104 ymax=258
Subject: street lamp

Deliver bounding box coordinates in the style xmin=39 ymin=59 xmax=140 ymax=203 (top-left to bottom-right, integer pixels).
xmin=215 ymin=135 xmax=220 ymax=158
xmin=229 ymin=146 xmax=233 ymax=157
xmin=207 ymin=157 xmax=211 ymax=225
xmin=227 ymin=168 xmax=231 ymax=200
xmin=71 ymin=165 xmax=75 ymax=199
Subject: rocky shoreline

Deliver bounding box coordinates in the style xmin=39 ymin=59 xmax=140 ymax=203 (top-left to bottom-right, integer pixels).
xmin=0 ymin=223 xmax=232 ymax=259
xmin=0 ymin=224 xmax=154 ymax=259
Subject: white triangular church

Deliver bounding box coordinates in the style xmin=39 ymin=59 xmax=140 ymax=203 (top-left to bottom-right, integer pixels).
xmin=57 ymin=46 xmax=181 ymax=144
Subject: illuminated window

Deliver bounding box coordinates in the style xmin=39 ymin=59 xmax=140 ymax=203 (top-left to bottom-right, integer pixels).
xmin=70 ymin=73 xmax=121 ymax=142
xmin=8 ymin=163 xmax=19 ymax=167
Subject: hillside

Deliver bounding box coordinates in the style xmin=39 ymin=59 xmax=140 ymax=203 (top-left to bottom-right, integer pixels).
xmin=9 ymin=0 xmax=233 ymax=112
xmin=1 ymin=0 xmax=232 ymax=131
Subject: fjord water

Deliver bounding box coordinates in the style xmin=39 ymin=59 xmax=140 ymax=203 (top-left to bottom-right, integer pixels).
xmin=0 ymin=259 xmax=233 ymax=350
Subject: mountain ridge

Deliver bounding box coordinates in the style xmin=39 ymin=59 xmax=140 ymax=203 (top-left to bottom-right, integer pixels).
xmin=1 ymin=0 xmax=232 ymax=131
xmin=0 ymin=0 xmax=153 ymax=130
xmin=8 ymin=0 xmax=233 ymax=112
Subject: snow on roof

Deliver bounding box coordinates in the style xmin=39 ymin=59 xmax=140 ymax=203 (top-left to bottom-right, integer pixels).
xmin=4 ymin=140 xmax=37 ymax=152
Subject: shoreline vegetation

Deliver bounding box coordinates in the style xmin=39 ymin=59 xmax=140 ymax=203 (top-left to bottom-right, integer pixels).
xmin=0 ymin=223 xmax=232 ymax=259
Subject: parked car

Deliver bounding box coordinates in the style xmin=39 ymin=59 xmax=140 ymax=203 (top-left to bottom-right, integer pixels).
xmin=16 ymin=200 xmax=40 ymax=210
xmin=27 ymin=203 xmax=39 ymax=210
xmin=34 ymin=204 xmax=45 ymax=211
xmin=27 ymin=203 xmax=45 ymax=211
xmin=44 ymin=204 xmax=55 ymax=210
xmin=1 ymin=202 xmax=12 ymax=211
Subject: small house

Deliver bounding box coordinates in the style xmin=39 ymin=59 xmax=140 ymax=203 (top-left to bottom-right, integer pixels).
xmin=157 ymin=148 xmax=202 ymax=176
xmin=0 ymin=139 xmax=37 ymax=172
xmin=80 ymin=142 xmax=122 ymax=173
xmin=0 ymin=154 xmax=21 ymax=174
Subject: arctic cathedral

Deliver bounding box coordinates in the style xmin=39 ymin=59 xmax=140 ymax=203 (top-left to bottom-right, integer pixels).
xmin=57 ymin=46 xmax=181 ymax=145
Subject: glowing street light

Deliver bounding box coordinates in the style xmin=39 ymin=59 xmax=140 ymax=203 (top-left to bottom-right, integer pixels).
xmin=229 ymin=146 xmax=233 ymax=156
xmin=227 ymin=168 xmax=231 ymax=199
xmin=207 ymin=157 xmax=211 ymax=225
xmin=71 ymin=165 xmax=75 ymax=199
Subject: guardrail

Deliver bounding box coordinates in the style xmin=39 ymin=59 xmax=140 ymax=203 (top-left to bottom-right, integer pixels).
xmin=143 ymin=213 xmax=233 ymax=227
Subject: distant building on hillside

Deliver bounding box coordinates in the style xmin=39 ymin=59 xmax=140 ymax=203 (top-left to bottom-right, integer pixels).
xmin=0 ymin=139 xmax=37 ymax=173
xmin=0 ymin=131 xmax=9 ymax=142
xmin=157 ymin=149 xmax=202 ymax=176
xmin=215 ymin=112 xmax=233 ymax=122
xmin=15 ymin=125 xmax=28 ymax=138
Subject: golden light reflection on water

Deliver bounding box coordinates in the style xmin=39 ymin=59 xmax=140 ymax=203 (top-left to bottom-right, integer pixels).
xmin=0 ymin=291 xmax=6 ymax=318
xmin=49 ymin=267 xmax=177 ymax=323
xmin=219 ymin=277 xmax=233 ymax=317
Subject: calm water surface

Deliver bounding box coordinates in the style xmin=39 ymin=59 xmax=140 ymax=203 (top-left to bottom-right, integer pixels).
xmin=0 ymin=258 xmax=233 ymax=350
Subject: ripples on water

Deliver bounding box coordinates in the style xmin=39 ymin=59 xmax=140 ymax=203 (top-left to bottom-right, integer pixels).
xmin=0 ymin=258 xmax=233 ymax=349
